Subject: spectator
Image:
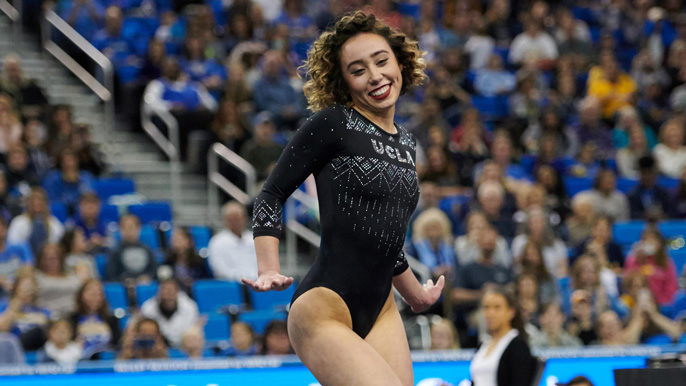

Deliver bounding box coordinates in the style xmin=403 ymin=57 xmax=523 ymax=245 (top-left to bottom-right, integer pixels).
xmin=179 ymin=37 xmax=227 ymax=98
xmin=454 ymin=211 xmax=511 ymax=267
xmin=46 ymin=104 xmax=74 ymax=160
xmin=573 ymin=216 xmax=625 ymax=270
xmin=210 ymin=99 xmax=252 ymax=154
xmin=118 ymin=317 xmax=168 ymax=360
xmin=60 ymin=228 xmax=97 ymax=280
xmin=0 ymin=274 xmax=50 ymax=351
xmin=587 ymin=52 xmax=638 ymax=119
xmin=521 ymin=106 xmax=579 ymax=158
xmin=70 ymin=124 xmax=106 ymax=177
xmin=515 ymin=273 xmax=541 ymax=331
xmin=475 ymin=181 xmax=516 ymax=240
xmin=535 ymin=165 xmax=570 ymax=222
xmin=139 ymin=40 xmax=166 ymax=83
xmin=261 ymin=320 xmax=292 ymax=355
xmin=140 ymin=279 xmax=199 ymax=348
xmin=105 ymin=214 xmax=157 ymax=285
xmin=564 ymin=376 xmax=595 ymax=386
xmin=164 ymin=227 xmax=211 ymax=295
xmin=407 ymin=98 xmax=449 ymax=152
xmin=475 ymin=132 xmax=529 ymax=183
xmin=474 ymin=54 xmax=516 ymax=97
xmin=207 ymin=201 xmax=258 ymax=282
xmin=612 ymin=106 xmax=657 ymax=150
xmin=72 ymin=192 xmax=109 ymax=253
xmin=617 ymin=123 xmax=651 ymax=178
xmin=0 ymin=217 xmax=33 ymax=299
xmin=0 ymin=53 xmax=48 ymax=120
xmin=530 ymin=303 xmax=583 ymax=348
xmin=464 ymin=21 xmax=496 ymax=70
xmin=512 ymin=208 xmax=568 ymax=278
xmin=579 ymin=169 xmax=630 ymax=222
xmin=624 ymin=226 xmax=678 ymax=306
xmin=561 ymin=256 xmax=625 ymax=318
xmin=555 ymin=10 xmax=593 ymax=71
xmin=42 ymin=148 xmax=96 ymax=216
xmin=142 ymin=57 xmax=217 ymax=160
xmin=34 ymin=243 xmax=82 ymax=318
xmin=253 ymin=50 xmax=305 ymax=131
xmin=508 ymin=18 xmax=558 ymax=67
xmin=7 ymin=187 xmax=64 ymax=254
xmin=69 ymin=278 xmax=121 ymax=358
xmin=627 ymin=155 xmax=673 ymax=219
xmin=3 ymin=144 xmax=40 ymax=198
xmin=60 ymin=0 xmax=105 ymax=41
xmin=593 ymin=310 xmax=643 ymax=346
xmin=564 ymin=193 xmax=596 ymax=248
xmin=239 ymin=111 xmax=284 ymax=182
xmin=226 ymin=321 xmax=258 ymax=356
xmin=0 ymin=170 xmax=21 ymax=221
xmin=21 ymin=119 xmax=51 ymax=181
xmin=570 ymin=97 xmax=613 ymax=160
xmin=430 ymin=317 xmax=460 ymax=350
xmin=653 ymin=117 xmax=686 ymax=179
xmin=180 ymin=324 xmax=205 ymax=359
xmin=565 ymin=289 xmax=597 ymax=345
xmin=450 ymin=225 xmax=514 ymax=309
xmin=0 ymin=94 xmax=22 ymax=160
xmin=515 ymin=241 xmax=559 ymax=305
xmin=91 ymin=6 xmax=134 ymax=69
xmin=411 ymin=208 xmax=457 ymax=279
xmin=422 ymin=145 xmax=458 ymax=187
xmin=453 ymin=123 xmax=489 ymax=188
xmin=36 ymin=319 xmax=83 ymax=364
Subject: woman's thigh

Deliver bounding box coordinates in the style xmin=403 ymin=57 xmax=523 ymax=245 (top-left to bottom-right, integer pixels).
xmin=288 ymin=287 xmax=404 ymax=386
xmin=364 ymin=292 xmax=413 ymax=386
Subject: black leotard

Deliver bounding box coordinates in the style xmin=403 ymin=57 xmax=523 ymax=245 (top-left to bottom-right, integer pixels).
xmin=252 ymin=105 xmax=419 ymax=338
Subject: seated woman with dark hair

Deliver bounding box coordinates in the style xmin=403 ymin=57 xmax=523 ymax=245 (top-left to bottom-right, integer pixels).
xmin=165 ymin=227 xmax=212 ymax=295
xmin=118 ymin=317 xmax=168 ymax=360
xmin=69 ymin=278 xmax=121 ymax=358
xmin=470 ymin=286 xmax=537 ymax=386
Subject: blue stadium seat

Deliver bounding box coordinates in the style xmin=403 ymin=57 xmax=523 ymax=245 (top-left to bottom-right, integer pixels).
xmin=50 ymin=202 xmax=68 ymax=223
xmin=98 ymin=350 xmax=117 ymax=360
xmin=563 ymin=176 xmax=592 ymax=197
xmin=95 ymin=254 xmax=107 ymax=278
xmin=101 ymin=204 xmax=120 ymax=225
xmin=669 ymin=247 xmax=686 ymax=276
xmin=136 ymin=282 xmax=159 ymax=307
xmin=237 ymin=310 xmax=288 ymax=334
xmin=128 ymin=201 xmax=173 ymax=224
xmin=658 ymin=176 xmax=680 ymax=190
xmin=190 ymin=226 xmax=212 ymax=250
xmin=24 ymin=351 xmax=37 ymax=365
xmin=644 ymin=334 xmax=673 ymax=345
xmin=670 ymin=291 xmax=686 ymax=319
xmin=193 ymin=280 xmax=243 ymax=313
xmin=471 ymin=95 xmax=509 ymax=120
xmin=616 ymin=178 xmax=638 ymax=194
xmin=612 ymin=221 xmax=645 ymax=247
xmin=249 ymin=284 xmax=296 ymax=311
xmin=118 ymin=314 xmax=130 ymax=331
xmin=93 ymin=178 xmax=136 ymax=201
xmin=114 ymin=224 xmax=160 ymax=250
xmin=104 ymin=282 xmax=128 ymax=311
xmin=204 ymin=312 xmax=231 ymax=343
xmin=168 ymin=348 xmax=187 ymax=358
xmin=659 ymin=221 xmax=686 ymax=239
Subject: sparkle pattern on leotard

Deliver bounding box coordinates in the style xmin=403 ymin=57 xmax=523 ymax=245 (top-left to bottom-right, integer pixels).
xmin=252 ymin=198 xmax=283 ymax=230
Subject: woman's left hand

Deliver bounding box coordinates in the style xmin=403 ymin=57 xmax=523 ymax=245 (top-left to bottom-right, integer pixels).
xmin=404 ymin=275 xmax=445 ymax=313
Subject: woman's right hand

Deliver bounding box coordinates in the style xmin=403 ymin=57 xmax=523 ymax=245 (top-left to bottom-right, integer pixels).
xmin=241 ymin=270 xmax=294 ymax=292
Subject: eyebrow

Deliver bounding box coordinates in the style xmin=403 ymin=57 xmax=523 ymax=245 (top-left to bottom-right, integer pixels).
xmin=346 ymin=50 xmax=390 ymax=70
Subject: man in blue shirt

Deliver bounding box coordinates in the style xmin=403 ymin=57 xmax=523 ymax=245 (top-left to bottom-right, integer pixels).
xmin=60 ymin=0 xmax=106 ymax=41
xmin=253 ymin=51 xmax=306 ymax=131
xmin=91 ymin=6 xmax=134 ymax=69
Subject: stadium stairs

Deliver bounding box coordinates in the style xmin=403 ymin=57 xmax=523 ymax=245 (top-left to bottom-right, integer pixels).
xmin=0 ymin=17 xmax=210 ymax=226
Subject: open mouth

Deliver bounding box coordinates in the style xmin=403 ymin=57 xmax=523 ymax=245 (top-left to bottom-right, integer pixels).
xmin=369 ymin=83 xmax=391 ymax=99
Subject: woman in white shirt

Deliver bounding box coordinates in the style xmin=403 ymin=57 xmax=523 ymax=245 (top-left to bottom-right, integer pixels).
xmin=653 ymin=117 xmax=686 ymax=178
xmin=470 ymin=287 xmax=536 ymax=386
xmin=511 ymin=208 xmax=568 ymax=278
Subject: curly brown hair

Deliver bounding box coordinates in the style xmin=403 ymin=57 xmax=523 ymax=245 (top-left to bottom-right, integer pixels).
xmin=300 ymin=11 xmax=427 ymax=112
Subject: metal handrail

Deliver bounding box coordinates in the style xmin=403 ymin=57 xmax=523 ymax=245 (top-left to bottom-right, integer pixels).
xmin=207 ymin=142 xmax=257 ymax=220
xmin=0 ymin=0 xmax=21 ymax=41
xmin=41 ymin=9 xmax=115 ymax=166
xmin=141 ymin=100 xmax=181 ymax=208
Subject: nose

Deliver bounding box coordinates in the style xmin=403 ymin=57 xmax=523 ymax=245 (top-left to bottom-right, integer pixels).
xmin=368 ymin=67 xmax=383 ymax=84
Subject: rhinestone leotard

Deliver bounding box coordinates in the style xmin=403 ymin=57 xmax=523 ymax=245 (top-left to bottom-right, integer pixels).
xmin=252 ymin=105 xmax=420 ymax=338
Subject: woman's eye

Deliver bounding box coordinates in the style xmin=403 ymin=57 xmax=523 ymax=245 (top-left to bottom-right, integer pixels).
xmin=352 ymin=69 xmax=364 ymax=75
xmin=378 ymin=59 xmax=388 ymax=66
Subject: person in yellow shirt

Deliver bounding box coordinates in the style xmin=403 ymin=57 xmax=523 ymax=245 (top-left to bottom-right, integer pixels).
xmin=587 ymin=52 xmax=638 ymax=119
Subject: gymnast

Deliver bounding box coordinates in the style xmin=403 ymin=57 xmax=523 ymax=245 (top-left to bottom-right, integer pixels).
xmin=243 ymin=11 xmax=444 ymax=386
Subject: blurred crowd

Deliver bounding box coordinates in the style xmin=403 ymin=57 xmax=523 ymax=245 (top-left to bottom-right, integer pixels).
xmin=3 ymin=0 xmax=686 ymax=365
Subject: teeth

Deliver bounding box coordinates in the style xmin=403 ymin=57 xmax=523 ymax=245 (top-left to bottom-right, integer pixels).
xmin=370 ymin=85 xmax=390 ymax=97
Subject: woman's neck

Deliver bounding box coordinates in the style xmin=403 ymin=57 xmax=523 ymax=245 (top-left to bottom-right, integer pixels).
xmin=490 ymin=325 xmax=512 ymax=341
xmin=353 ymin=105 xmax=396 ymax=134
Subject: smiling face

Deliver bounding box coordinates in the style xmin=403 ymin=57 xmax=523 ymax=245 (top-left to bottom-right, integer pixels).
xmin=340 ymin=33 xmax=403 ymax=119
